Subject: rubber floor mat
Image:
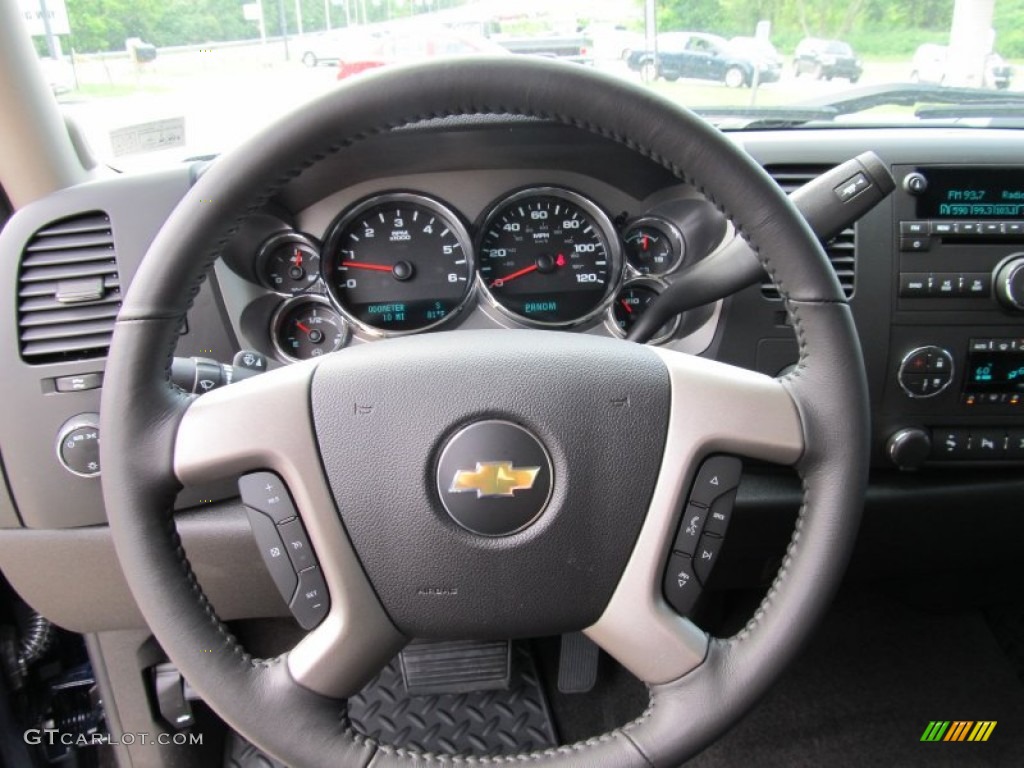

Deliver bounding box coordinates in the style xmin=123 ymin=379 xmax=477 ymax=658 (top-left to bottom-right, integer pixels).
xmin=225 ymin=643 xmax=557 ymax=765
xmin=348 ymin=642 xmax=557 ymax=756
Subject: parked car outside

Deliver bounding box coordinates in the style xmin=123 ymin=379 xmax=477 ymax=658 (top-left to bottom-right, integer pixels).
xmin=793 ymin=37 xmax=862 ymax=82
xmin=626 ymin=31 xmax=781 ymax=88
xmin=298 ymin=31 xmax=354 ymax=68
xmin=337 ymin=27 xmax=507 ymax=80
xmin=911 ymin=43 xmax=1014 ymax=89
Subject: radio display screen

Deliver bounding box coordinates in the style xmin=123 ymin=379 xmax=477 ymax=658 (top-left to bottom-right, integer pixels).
xmin=965 ymin=349 xmax=1024 ymax=393
xmin=917 ymin=168 xmax=1024 ymax=219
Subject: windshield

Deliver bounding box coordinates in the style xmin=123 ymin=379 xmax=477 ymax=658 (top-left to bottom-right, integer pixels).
xmin=16 ymin=0 xmax=1024 ymax=170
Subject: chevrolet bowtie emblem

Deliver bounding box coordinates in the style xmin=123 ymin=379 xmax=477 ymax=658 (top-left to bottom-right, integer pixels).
xmin=449 ymin=462 xmax=541 ymax=498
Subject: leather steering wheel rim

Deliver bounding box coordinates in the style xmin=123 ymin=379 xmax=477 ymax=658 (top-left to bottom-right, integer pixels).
xmin=100 ymin=57 xmax=869 ymax=767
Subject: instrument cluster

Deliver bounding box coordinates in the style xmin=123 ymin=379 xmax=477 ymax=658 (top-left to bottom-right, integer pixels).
xmin=239 ymin=186 xmax=725 ymax=361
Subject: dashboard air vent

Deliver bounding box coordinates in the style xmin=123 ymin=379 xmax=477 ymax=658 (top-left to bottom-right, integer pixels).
xmin=760 ymin=166 xmax=856 ymax=300
xmin=17 ymin=212 xmax=121 ymax=363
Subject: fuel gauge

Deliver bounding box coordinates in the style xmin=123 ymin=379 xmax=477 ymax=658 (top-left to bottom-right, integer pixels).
xmin=607 ymin=278 xmax=680 ymax=345
xmin=258 ymin=232 xmax=322 ymax=295
xmin=623 ymin=217 xmax=684 ymax=276
xmin=272 ymin=296 xmax=349 ymax=362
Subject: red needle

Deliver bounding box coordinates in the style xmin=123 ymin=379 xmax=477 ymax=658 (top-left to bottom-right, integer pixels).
xmin=343 ymin=261 xmax=392 ymax=272
xmin=293 ymin=248 xmax=303 ymax=267
xmin=491 ymin=263 xmax=538 ymax=288
xmin=641 ymin=235 xmax=649 ymax=251
xmin=296 ymin=322 xmax=311 ymax=334
xmin=620 ymin=299 xmax=634 ymax=314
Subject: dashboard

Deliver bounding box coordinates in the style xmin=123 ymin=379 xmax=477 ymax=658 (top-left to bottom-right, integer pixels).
xmin=3 ymin=119 xmax=1024 ymax=540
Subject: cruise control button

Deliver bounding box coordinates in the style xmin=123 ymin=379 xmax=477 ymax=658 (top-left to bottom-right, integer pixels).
xmin=246 ymin=508 xmax=297 ymax=603
xmin=290 ymin=567 xmax=329 ymax=630
xmin=672 ymin=504 xmax=708 ymax=556
xmin=663 ymin=553 xmax=701 ymax=617
xmin=694 ymin=533 xmax=724 ymax=585
xmin=689 ymin=456 xmax=743 ymax=507
xmin=703 ymin=489 xmax=737 ymax=537
xmin=278 ymin=519 xmax=316 ymax=572
xmin=238 ymin=471 xmax=298 ymax=523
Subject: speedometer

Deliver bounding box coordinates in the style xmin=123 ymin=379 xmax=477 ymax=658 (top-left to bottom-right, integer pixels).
xmin=477 ymin=188 xmax=622 ymax=327
xmin=321 ymin=193 xmax=475 ymax=335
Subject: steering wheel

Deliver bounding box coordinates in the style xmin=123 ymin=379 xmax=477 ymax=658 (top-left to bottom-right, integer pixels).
xmin=100 ymin=57 xmax=868 ymax=766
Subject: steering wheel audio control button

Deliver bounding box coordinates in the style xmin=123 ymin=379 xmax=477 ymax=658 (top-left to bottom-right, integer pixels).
xmin=672 ymin=504 xmax=708 ymax=556
xmin=703 ymin=489 xmax=737 ymax=537
xmin=245 ymin=508 xmax=298 ymax=604
xmin=238 ymin=471 xmax=298 ymax=523
xmin=689 ymin=456 xmax=743 ymax=508
xmin=278 ymin=519 xmax=316 ymax=572
xmin=290 ymin=567 xmax=329 ymax=630
xmin=663 ymin=553 xmax=702 ymax=617
xmin=694 ymin=533 xmax=724 ymax=585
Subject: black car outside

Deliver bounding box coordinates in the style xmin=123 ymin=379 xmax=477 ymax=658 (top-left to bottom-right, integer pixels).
xmin=793 ymin=38 xmax=863 ymax=82
xmin=627 ymin=32 xmax=781 ymax=88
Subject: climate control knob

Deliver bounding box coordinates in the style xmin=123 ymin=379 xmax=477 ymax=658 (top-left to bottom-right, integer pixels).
xmin=897 ymin=346 xmax=954 ymax=399
xmin=994 ymin=255 xmax=1024 ymax=311
xmin=887 ymin=428 xmax=931 ymax=470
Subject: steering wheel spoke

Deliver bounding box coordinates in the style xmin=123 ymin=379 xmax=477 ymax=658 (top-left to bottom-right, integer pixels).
xmin=174 ymin=362 xmax=405 ymax=698
xmin=587 ymin=350 xmax=804 ymax=684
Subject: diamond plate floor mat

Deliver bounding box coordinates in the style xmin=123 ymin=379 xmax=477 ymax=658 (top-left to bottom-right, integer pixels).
xmin=348 ymin=642 xmax=557 ymax=756
xmin=224 ymin=643 xmax=557 ymax=765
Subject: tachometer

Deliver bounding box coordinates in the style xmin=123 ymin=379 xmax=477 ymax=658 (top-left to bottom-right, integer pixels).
xmin=322 ymin=193 xmax=475 ymax=335
xmin=477 ymin=188 xmax=622 ymax=327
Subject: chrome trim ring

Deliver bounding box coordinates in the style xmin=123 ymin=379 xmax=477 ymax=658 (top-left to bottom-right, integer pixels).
xmin=475 ymin=186 xmax=624 ymax=329
xmin=270 ymin=295 xmax=349 ymax=363
xmin=605 ymin=276 xmax=681 ymax=345
xmin=320 ymin=192 xmax=476 ymax=338
xmin=623 ymin=215 xmax=686 ymax=277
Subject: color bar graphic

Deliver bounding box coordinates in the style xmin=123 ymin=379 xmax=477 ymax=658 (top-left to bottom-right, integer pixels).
xmin=920 ymin=721 xmax=996 ymax=742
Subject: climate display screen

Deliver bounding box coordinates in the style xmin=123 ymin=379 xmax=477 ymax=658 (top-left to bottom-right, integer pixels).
xmin=917 ymin=168 xmax=1024 ymax=219
xmin=965 ymin=350 xmax=1024 ymax=393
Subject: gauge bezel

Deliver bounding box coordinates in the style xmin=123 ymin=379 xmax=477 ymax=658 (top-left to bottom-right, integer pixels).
xmin=271 ymin=295 xmax=350 ymax=363
xmin=605 ymin=276 xmax=681 ymax=346
xmin=475 ymin=186 xmax=624 ymax=330
xmin=256 ymin=231 xmax=323 ymax=296
xmin=321 ymin=192 xmax=477 ymax=338
xmin=623 ymin=216 xmax=686 ymax=277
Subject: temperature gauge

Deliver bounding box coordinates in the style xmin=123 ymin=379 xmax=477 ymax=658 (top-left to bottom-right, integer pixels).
xmin=258 ymin=232 xmax=322 ymax=295
xmin=623 ymin=217 xmax=684 ymax=276
xmin=272 ymin=296 xmax=349 ymax=362
xmin=607 ymin=278 xmax=680 ymax=345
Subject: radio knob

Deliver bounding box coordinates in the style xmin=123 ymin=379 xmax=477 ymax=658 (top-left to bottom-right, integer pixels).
xmin=887 ymin=428 xmax=932 ymax=470
xmin=994 ymin=255 xmax=1024 ymax=311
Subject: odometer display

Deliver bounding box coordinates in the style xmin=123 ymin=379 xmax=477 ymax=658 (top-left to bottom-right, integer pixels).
xmin=322 ymin=193 xmax=474 ymax=334
xmin=477 ymin=188 xmax=622 ymax=327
